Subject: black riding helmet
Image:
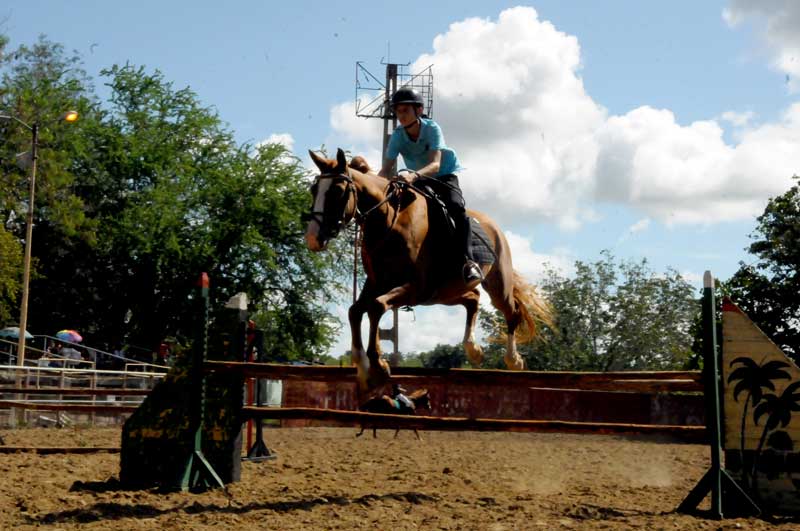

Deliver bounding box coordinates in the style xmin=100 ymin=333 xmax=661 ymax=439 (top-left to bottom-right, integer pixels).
xmin=390 ymin=87 xmax=424 ymax=109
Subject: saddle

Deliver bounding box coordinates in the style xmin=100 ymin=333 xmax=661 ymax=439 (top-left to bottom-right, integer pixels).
xmin=413 ymin=178 xmax=496 ymax=267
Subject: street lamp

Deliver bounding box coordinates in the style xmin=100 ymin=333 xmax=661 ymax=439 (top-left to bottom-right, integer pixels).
xmin=0 ymin=110 xmax=79 ymax=366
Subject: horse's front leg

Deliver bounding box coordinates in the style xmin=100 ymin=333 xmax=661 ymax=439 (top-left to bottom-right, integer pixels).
xmin=349 ymin=287 xmax=374 ymax=390
xmin=362 ymin=282 xmax=416 ymax=393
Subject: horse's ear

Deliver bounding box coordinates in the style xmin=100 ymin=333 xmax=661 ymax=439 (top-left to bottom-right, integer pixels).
xmin=336 ymin=148 xmax=347 ymax=172
xmin=309 ymin=150 xmax=328 ymax=172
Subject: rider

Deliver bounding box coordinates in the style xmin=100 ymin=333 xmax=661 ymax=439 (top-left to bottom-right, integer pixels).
xmin=378 ymin=87 xmax=483 ymax=287
xmin=391 ymin=383 xmax=415 ymax=411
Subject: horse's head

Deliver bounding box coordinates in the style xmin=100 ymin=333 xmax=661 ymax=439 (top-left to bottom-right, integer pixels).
xmin=305 ymin=148 xmax=356 ymax=251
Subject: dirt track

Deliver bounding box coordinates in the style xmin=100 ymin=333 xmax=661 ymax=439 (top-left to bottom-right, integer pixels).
xmin=0 ymin=427 xmax=796 ymax=530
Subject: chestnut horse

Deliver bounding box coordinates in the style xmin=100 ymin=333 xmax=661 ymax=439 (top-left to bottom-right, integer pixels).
xmin=305 ymin=149 xmax=552 ymax=393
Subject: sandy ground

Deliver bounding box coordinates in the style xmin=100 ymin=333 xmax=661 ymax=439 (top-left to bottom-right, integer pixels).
xmin=0 ymin=426 xmax=797 ymax=530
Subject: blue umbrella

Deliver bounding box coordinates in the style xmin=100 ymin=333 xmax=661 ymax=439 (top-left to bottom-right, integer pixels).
xmin=0 ymin=326 xmax=33 ymax=339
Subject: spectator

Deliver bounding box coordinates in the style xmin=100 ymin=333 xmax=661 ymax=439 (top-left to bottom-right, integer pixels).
xmin=61 ymin=345 xmax=82 ymax=368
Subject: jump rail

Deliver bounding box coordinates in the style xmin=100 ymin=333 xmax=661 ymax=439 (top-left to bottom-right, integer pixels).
xmin=243 ymin=406 xmax=707 ymax=442
xmin=0 ymin=387 xmax=151 ymax=396
xmin=0 ymin=400 xmax=138 ymax=413
xmin=205 ymin=361 xmax=703 ymax=393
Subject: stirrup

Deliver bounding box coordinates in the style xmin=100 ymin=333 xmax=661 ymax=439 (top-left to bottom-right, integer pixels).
xmin=463 ymin=261 xmax=484 ymax=286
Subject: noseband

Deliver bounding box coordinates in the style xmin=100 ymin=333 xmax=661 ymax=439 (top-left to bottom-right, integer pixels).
xmin=307 ymin=172 xmax=358 ymax=239
xmin=307 ymin=170 xmax=405 ymax=242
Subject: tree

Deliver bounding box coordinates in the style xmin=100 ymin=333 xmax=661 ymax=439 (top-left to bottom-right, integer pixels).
xmin=0 ymin=225 xmax=22 ymax=324
xmin=0 ymin=37 xmax=349 ymax=359
xmin=418 ymin=343 xmax=466 ymax=369
xmin=0 ymin=36 xmax=97 ymax=330
xmin=725 ymin=176 xmax=800 ymax=361
xmin=481 ymin=251 xmax=698 ymax=371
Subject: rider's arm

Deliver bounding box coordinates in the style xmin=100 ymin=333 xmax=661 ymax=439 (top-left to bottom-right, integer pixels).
xmin=413 ymin=149 xmax=442 ymax=178
xmin=380 ymin=128 xmax=402 ymax=178
xmin=378 ymin=158 xmax=396 ymax=178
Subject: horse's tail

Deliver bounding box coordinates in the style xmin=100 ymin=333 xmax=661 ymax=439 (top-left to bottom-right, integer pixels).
xmin=512 ymin=271 xmax=555 ymax=343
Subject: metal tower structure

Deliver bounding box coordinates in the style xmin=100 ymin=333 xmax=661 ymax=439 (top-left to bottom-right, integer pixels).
xmin=354 ymin=61 xmax=434 ymax=366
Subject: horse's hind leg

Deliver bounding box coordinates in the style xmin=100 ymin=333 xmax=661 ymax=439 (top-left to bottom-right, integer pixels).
xmin=484 ymin=277 xmax=525 ymax=370
xmin=356 ymin=426 xmax=365 ymax=438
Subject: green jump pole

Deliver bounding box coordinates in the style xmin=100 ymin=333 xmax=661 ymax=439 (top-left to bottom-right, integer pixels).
xmin=179 ymin=272 xmax=225 ymax=492
xmin=677 ymin=271 xmax=759 ymax=518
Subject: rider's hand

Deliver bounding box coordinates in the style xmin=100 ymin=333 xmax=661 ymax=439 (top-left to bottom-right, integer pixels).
xmin=393 ymin=173 xmax=412 ymax=184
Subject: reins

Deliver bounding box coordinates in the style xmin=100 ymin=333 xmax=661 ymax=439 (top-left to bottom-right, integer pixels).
xmin=310 ymin=170 xmax=404 ymax=235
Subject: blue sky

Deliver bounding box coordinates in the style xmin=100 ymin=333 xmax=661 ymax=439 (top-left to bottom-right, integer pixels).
xmin=3 ymin=1 xmax=799 ymax=355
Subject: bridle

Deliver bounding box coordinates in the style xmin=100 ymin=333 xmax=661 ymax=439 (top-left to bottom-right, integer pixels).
xmin=305 ymin=169 xmax=406 ymax=243
xmin=306 ymin=171 xmax=357 ymax=240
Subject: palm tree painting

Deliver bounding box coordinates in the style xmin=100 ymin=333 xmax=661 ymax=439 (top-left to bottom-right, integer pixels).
xmin=751 ymin=381 xmax=800 ymax=492
xmin=727 ymin=357 xmax=791 ymax=491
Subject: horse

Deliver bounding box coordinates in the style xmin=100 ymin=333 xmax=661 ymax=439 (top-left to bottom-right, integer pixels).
xmin=305 ymin=148 xmax=553 ymax=393
xmin=356 ymin=388 xmax=431 ymax=440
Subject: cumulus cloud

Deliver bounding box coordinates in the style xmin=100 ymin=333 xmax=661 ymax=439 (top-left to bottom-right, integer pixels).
xmin=257 ymin=132 xmax=294 ymax=151
xmin=328 ymin=6 xmax=799 ymax=228
xmin=724 ymin=0 xmax=800 ymax=92
xmin=413 ymin=7 xmax=605 ymax=229
xmin=504 ymin=230 xmax=574 ymax=282
xmin=597 ymin=102 xmax=800 ymax=223
xmin=719 ymin=110 xmax=756 ymax=127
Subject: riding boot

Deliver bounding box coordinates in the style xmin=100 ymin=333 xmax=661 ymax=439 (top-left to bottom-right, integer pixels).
xmin=458 ymin=211 xmax=483 ymax=286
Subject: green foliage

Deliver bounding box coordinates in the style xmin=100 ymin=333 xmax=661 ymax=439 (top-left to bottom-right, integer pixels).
xmin=418 ymin=343 xmax=466 ymax=369
xmin=724 ymin=176 xmax=800 ymax=361
xmin=0 ymin=36 xmax=97 ymax=240
xmin=0 ymin=37 xmax=348 ymax=359
xmin=481 ymin=251 xmax=698 ymax=371
xmin=0 ymin=224 xmax=22 ymax=324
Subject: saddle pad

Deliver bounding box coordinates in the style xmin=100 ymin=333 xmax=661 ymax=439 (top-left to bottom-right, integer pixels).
xmin=470 ymin=217 xmax=495 ymax=266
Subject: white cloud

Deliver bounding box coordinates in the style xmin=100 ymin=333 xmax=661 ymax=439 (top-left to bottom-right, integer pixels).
xmin=679 ymin=270 xmax=705 ymax=290
xmin=257 ymin=132 xmax=294 ymax=151
xmin=719 ymin=110 xmax=756 ymax=127
xmin=504 ymin=230 xmax=574 ymax=283
xmin=328 ymin=7 xmax=799 ymax=229
xmin=412 ymin=7 xmax=605 ymax=229
xmin=617 ymin=218 xmax=651 ymax=244
xmin=326 ymin=298 xmax=471 ymax=357
xmin=329 ymin=101 xmax=382 ymax=148
xmin=724 ymin=0 xmax=800 ymax=92
xmin=629 ymin=218 xmax=651 ymax=235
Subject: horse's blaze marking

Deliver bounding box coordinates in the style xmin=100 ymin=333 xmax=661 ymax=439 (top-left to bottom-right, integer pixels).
xmin=305 ymin=179 xmax=332 ymax=246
